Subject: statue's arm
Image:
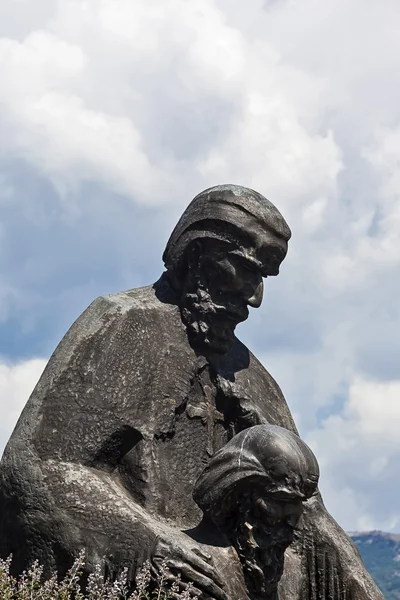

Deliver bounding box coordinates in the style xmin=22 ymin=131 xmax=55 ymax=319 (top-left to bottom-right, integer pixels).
xmin=37 ymin=458 xmax=227 ymax=599
xmin=39 ymin=457 xmax=173 ymax=566
xmin=300 ymin=494 xmax=384 ymax=600
xmin=1 ymin=293 xmax=226 ymax=598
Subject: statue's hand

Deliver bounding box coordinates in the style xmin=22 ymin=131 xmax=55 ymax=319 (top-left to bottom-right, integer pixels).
xmin=150 ymin=534 xmax=228 ymax=600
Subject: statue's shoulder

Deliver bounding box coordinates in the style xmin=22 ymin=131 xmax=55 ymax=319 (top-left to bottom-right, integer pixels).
xmin=95 ymin=276 xmax=178 ymax=319
xmin=247 ymin=347 xmax=279 ymax=383
xmin=57 ymin=287 xmax=154 ymax=344
xmin=66 ymin=282 xmax=174 ymax=341
xmin=95 ymin=285 xmax=156 ymax=317
xmin=45 ymin=280 xmax=178 ymax=383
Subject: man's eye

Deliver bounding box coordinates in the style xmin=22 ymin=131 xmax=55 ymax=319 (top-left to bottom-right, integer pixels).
xmin=237 ymin=259 xmax=258 ymax=274
xmin=243 ymin=264 xmax=256 ymax=274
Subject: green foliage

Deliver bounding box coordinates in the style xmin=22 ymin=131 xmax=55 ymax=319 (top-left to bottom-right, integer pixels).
xmin=351 ymin=532 xmax=400 ymax=600
xmin=0 ymin=551 xmax=199 ymax=600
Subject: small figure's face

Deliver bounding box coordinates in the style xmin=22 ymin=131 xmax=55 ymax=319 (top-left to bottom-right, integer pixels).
xmin=236 ymin=488 xmax=304 ymax=546
xmin=252 ymin=493 xmax=304 ymax=545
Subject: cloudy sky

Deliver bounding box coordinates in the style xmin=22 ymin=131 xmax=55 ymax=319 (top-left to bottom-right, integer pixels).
xmin=1 ymin=0 xmax=399 ymax=533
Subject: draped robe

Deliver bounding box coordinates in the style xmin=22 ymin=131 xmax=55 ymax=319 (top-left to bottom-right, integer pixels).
xmin=0 ymin=275 xmax=383 ymax=600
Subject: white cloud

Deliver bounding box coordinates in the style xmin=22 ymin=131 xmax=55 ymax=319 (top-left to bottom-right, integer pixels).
xmin=0 ymin=0 xmax=342 ymax=210
xmin=306 ymin=376 xmax=400 ymax=532
xmin=0 ymin=359 xmax=47 ymax=457
xmin=0 ymin=30 xmax=173 ymax=203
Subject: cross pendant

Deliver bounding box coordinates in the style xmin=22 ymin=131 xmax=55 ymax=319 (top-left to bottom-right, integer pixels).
xmin=186 ymin=383 xmax=224 ymax=456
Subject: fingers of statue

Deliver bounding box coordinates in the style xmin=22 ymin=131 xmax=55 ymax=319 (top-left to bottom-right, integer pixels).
xmin=151 ymin=537 xmax=227 ymax=600
xmin=152 ymin=540 xmax=221 ymax=584
xmin=167 ymin=560 xmax=228 ymax=600
xmin=185 ymin=549 xmax=225 ymax=587
xmin=191 ymin=547 xmax=212 ymax=562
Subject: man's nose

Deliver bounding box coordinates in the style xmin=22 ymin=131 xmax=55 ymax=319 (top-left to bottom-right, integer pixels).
xmin=247 ymin=278 xmax=264 ymax=308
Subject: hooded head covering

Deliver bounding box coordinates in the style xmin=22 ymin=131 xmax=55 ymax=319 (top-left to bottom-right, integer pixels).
xmin=163 ymin=185 xmax=291 ymax=278
xmin=193 ymin=424 xmax=319 ymax=528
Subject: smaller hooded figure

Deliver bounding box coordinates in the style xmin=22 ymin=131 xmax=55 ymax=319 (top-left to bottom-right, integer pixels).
xmin=193 ymin=424 xmax=319 ymax=600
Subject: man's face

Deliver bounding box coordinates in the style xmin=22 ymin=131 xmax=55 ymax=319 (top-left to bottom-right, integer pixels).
xmin=203 ymin=250 xmax=264 ymax=320
xmin=205 ymin=224 xmax=287 ymax=307
xmin=183 ymin=230 xmax=287 ymax=353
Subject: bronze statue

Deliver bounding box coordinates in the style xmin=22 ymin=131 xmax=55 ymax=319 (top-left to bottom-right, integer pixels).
xmin=0 ymin=185 xmax=383 ymax=599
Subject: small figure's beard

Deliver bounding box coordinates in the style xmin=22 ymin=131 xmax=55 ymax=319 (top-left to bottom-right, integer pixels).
xmin=225 ymin=492 xmax=295 ymax=600
xmin=180 ymin=286 xmax=248 ymax=354
xmin=233 ymin=521 xmax=293 ymax=600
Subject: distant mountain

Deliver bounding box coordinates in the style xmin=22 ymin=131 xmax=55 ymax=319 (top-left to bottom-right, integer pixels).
xmin=349 ymin=531 xmax=400 ymax=600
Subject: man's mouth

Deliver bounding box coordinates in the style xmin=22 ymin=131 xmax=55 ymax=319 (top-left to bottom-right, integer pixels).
xmin=215 ymin=305 xmax=249 ymax=322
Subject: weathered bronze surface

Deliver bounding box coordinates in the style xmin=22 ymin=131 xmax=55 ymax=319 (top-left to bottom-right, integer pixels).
xmin=0 ymin=185 xmax=383 ymax=599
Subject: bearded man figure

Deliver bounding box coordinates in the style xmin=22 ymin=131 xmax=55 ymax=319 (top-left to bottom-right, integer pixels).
xmin=0 ymin=185 xmax=382 ymax=600
xmin=193 ymin=424 xmax=321 ymax=600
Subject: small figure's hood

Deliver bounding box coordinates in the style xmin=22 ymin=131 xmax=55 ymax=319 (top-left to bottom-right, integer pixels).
xmin=193 ymin=424 xmax=319 ymax=527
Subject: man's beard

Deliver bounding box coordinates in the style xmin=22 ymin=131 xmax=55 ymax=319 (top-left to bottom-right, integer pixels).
xmin=180 ymin=286 xmax=248 ymax=354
